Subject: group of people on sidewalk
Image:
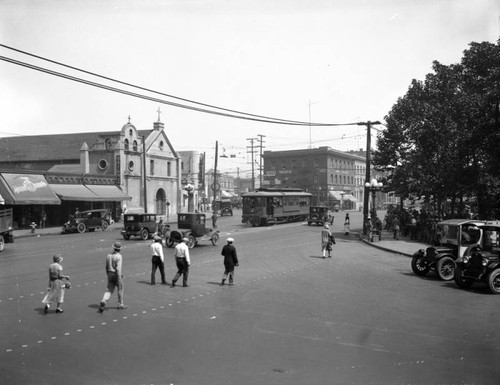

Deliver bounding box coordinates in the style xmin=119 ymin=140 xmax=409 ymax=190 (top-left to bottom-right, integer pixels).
xmin=42 ymin=236 xmax=240 ymax=314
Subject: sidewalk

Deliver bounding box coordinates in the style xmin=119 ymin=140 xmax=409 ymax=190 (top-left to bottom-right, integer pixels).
xmin=357 ymin=228 xmax=428 ymax=257
xmin=13 ymin=225 xmax=122 ymax=239
xmin=13 ymin=224 xmax=430 ymax=258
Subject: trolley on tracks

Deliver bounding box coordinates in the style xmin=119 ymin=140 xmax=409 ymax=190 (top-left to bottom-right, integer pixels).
xmin=241 ymin=188 xmax=312 ymax=227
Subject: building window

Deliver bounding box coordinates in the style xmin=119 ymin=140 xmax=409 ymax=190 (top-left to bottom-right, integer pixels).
xmin=167 ymin=162 xmax=171 ymax=176
xmin=150 ymin=160 xmax=155 ymax=176
xmin=124 ymin=139 xmax=129 ymax=150
xmin=133 ymin=140 xmax=138 ymax=152
xmin=128 ymin=161 xmax=134 ymax=171
xmin=159 ymin=141 xmax=164 ymax=150
xmin=98 ymin=159 xmax=108 ymax=171
xmin=129 ymin=129 xmax=133 ymax=136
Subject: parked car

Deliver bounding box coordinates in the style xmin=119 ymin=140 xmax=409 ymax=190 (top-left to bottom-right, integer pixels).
xmin=308 ymin=206 xmax=329 ymax=226
xmin=62 ymin=209 xmax=110 ymax=234
xmin=164 ymin=213 xmax=219 ymax=249
xmin=454 ymin=224 xmax=500 ymax=294
xmin=0 ymin=208 xmax=14 ymax=252
xmin=411 ymin=219 xmax=485 ymax=280
xmin=121 ymin=213 xmax=169 ymax=240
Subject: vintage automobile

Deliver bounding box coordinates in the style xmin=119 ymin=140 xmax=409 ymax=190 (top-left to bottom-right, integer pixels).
xmin=411 ymin=219 xmax=485 ymax=281
xmin=164 ymin=212 xmax=219 ymax=249
xmin=121 ymin=213 xmax=169 ymax=240
xmin=62 ymin=209 xmax=110 ymax=234
xmin=308 ymin=206 xmax=329 ymax=226
xmin=454 ymin=224 xmax=500 ymax=294
xmin=219 ymin=199 xmax=233 ymax=216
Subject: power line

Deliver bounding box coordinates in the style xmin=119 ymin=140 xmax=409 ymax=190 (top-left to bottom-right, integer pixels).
xmin=0 ymin=44 xmax=360 ymax=127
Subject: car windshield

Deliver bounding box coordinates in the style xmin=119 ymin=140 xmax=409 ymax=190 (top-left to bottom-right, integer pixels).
xmin=461 ymin=224 xmax=481 ymax=245
xmin=436 ymin=224 xmax=459 ymax=244
xmin=482 ymin=228 xmax=500 ymax=251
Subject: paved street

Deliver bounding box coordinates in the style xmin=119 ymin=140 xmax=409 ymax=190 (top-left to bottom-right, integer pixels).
xmin=0 ymin=211 xmax=499 ymax=385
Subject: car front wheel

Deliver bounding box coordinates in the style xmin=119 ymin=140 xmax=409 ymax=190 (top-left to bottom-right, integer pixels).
xmin=454 ymin=265 xmax=474 ymax=289
xmin=0 ymin=235 xmax=4 ymax=252
xmin=101 ymin=221 xmax=109 ymax=231
xmin=487 ymin=269 xmax=500 ymax=294
xmin=140 ymin=229 xmax=149 ymax=240
xmin=77 ymin=223 xmax=86 ymax=233
xmin=436 ymin=256 xmax=455 ymax=281
xmin=411 ymin=253 xmax=430 ymax=276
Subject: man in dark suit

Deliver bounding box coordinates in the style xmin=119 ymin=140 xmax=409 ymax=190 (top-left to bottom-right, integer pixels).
xmin=221 ymin=238 xmax=239 ymax=285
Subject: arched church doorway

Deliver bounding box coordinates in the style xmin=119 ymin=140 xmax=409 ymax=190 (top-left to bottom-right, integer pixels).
xmin=155 ymin=188 xmax=166 ymax=215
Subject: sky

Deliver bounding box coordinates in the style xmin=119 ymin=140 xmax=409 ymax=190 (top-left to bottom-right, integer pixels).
xmin=0 ymin=0 xmax=499 ymax=177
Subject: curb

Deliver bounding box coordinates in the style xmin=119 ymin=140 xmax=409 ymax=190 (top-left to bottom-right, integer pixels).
xmin=357 ymin=233 xmax=414 ymax=258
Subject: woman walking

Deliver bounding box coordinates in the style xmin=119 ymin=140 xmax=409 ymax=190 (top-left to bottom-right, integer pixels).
xmin=42 ymin=254 xmax=70 ymax=314
xmin=344 ymin=213 xmax=350 ymax=236
xmin=321 ymin=224 xmax=333 ymax=258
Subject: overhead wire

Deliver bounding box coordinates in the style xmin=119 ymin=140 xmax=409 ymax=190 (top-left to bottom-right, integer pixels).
xmin=0 ymin=43 xmax=360 ymax=127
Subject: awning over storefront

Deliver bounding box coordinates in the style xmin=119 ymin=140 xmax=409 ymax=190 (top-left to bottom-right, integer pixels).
xmin=50 ymin=184 xmax=100 ymax=201
xmin=0 ymin=173 xmax=61 ymax=205
xmin=84 ymin=185 xmax=131 ymax=201
xmin=328 ymin=191 xmax=344 ymax=200
xmin=344 ymin=194 xmax=358 ymax=202
xmin=50 ymin=184 xmax=131 ymax=202
xmin=221 ymin=190 xmax=234 ymax=198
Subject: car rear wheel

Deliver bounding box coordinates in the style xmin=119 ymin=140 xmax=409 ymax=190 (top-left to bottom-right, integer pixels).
xmin=487 ymin=269 xmax=500 ymax=294
xmin=454 ymin=265 xmax=474 ymax=289
xmin=187 ymin=234 xmax=196 ymax=249
xmin=436 ymin=256 xmax=455 ymax=281
xmin=101 ymin=221 xmax=109 ymax=231
xmin=411 ymin=253 xmax=430 ymax=276
xmin=211 ymin=232 xmax=219 ymax=246
xmin=140 ymin=229 xmax=149 ymax=240
xmin=0 ymin=235 xmax=4 ymax=252
xmin=77 ymin=223 xmax=86 ymax=233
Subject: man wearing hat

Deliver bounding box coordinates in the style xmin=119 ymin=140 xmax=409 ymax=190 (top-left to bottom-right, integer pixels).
xmin=221 ymin=237 xmax=239 ymax=285
xmin=42 ymin=254 xmax=70 ymax=314
xmin=150 ymin=236 xmax=166 ymax=285
xmin=171 ymin=237 xmax=191 ymax=287
xmin=99 ymin=242 xmax=127 ymax=312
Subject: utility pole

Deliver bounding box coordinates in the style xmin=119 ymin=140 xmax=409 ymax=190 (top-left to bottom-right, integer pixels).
xmin=357 ymin=121 xmax=381 ymax=235
xmin=257 ymin=134 xmax=266 ymax=188
xmin=142 ymin=135 xmax=147 ymax=213
xmin=213 ymin=141 xmax=218 ymax=204
xmin=246 ymin=138 xmax=257 ymax=191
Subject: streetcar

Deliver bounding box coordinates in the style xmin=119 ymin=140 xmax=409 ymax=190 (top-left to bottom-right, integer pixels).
xmin=241 ymin=188 xmax=312 ymax=226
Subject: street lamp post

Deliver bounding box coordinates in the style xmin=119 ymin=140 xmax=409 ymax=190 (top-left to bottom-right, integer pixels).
xmin=185 ymin=183 xmax=195 ymax=212
xmin=365 ymin=178 xmax=383 ymax=221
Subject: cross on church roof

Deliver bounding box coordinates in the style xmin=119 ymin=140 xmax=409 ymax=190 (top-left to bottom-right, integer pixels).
xmin=127 ymin=115 xmax=131 ymax=124
xmin=157 ymin=107 xmax=162 ymax=122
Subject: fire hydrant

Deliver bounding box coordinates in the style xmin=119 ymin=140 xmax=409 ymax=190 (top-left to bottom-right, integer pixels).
xmin=30 ymin=222 xmax=37 ymax=234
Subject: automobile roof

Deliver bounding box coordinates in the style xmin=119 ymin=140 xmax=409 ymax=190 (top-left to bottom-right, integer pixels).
xmin=437 ymin=219 xmax=486 ymax=226
xmin=80 ymin=209 xmax=109 ymax=213
xmin=478 ymin=223 xmax=500 ymax=230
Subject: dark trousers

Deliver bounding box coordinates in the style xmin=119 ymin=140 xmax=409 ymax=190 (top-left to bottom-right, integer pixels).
xmin=173 ymin=257 xmax=189 ymax=286
xmin=223 ymin=266 xmax=235 ymax=283
xmin=151 ymin=256 xmax=166 ymax=284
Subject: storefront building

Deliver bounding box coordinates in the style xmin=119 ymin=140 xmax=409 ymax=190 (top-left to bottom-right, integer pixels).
xmin=0 ymin=117 xmax=181 ymax=228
